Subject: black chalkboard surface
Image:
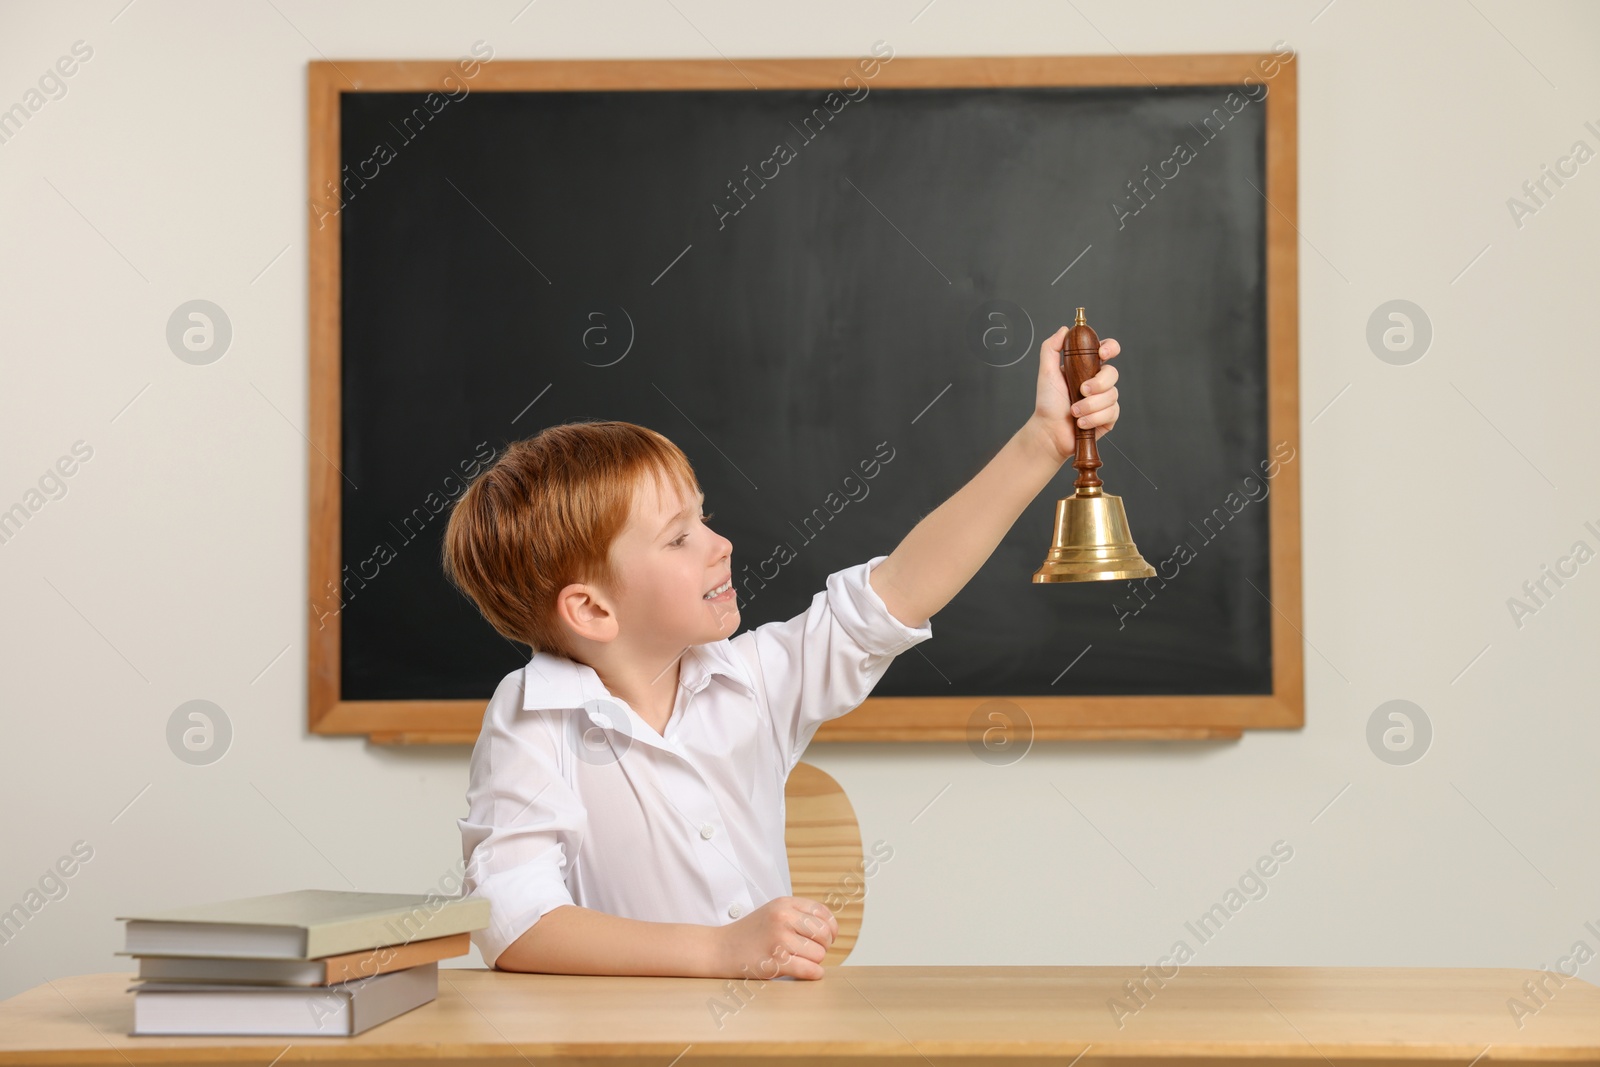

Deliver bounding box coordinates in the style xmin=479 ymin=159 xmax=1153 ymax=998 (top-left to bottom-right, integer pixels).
xmin=335 ymin=81 xmax=1274 ymax=707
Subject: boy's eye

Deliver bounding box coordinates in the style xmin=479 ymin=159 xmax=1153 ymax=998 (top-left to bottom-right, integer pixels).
xmin=665 ymin=508 xmax=710 ymax=547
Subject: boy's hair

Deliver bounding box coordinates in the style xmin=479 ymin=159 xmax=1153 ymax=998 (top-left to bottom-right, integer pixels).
xmin=441 ymin=420 xmax=700 ymax=658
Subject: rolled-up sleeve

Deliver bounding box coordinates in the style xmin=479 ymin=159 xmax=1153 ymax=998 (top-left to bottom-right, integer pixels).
xmin=741 ymin=554 xmax=933 ymax=775
xmin=458 ymin=676 xmax=586 ymax=969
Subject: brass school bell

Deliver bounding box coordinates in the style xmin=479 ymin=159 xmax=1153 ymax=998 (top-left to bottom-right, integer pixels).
xmin=1033 ymin=308 xmax=1157 ymax=583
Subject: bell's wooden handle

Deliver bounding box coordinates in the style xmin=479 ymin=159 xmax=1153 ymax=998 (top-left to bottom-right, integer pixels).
xmin=1062 ymin=307 xmax=1103 ymax=493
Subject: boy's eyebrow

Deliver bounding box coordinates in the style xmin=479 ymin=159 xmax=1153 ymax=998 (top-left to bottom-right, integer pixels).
xmin=656 ymin=490 xmax=706 ymax=539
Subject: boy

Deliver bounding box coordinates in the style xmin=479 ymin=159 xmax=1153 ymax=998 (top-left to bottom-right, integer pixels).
xmin=445 ymin=324 xmax=1122 ymax=980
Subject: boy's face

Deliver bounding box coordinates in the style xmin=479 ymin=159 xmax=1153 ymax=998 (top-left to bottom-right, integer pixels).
xmin=603 ymin=473 xmax=738 ymax=650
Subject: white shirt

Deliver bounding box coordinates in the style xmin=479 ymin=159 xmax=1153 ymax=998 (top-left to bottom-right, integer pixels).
xmin=458 ymin=553 xmax=933 ymax=968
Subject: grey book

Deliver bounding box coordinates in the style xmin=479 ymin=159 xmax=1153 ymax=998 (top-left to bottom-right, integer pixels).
xmin=125 ymin=932 xmax=471 ymax=986
xmin=117 ymin=889 xmax=488 ymax=959
xmin=131 ymin=961 xmax=437 ymax=1036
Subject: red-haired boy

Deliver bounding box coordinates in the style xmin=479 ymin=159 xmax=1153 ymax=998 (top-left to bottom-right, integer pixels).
xmin=445 ymin=326 xmax=1122 ymax=979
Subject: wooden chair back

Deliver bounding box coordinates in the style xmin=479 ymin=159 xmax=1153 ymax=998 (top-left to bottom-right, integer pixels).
xmin=783 ymin=761 xmax=865 ymax=966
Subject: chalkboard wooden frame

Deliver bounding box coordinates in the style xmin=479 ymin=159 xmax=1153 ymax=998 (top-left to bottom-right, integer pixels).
xmin=306 ymin=53 xmax=1301 ymax=744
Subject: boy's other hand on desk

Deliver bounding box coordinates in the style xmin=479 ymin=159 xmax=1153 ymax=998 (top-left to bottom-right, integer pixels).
xmin=716 ymin=896 xmax=838 ymax=980
xmin=1028 ymin=327 xmax=1121 ymax=465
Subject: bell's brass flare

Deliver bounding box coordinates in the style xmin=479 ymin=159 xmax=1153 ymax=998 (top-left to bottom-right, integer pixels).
xmin=1032 ymin=489 xmax=1158 ymax=583
xmin=1074 ymin=306 xmax=1086 ymax=326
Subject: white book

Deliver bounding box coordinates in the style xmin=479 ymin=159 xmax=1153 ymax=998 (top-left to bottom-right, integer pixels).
xmin=131 ymin=961 xmax=437 ymax=1036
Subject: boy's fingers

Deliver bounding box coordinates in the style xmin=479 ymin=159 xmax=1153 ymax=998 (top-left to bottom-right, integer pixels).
xmin=789 ymin=935 xmax=828 ymax=964
xmin=791 ymin=958 xmax=825 ymax=980
xmin=806 ymin=908 xmax=844 ymax=934
xmin=1041 ymin=327 xmax=1068 ymax=364
xmin=1099 ymin=337 xmax=1121 ymax=359
xmin=1073 ymin=387 xmax=1118 ymax=417
xmin=797 ymin=898 xmax=835 ymax=929
xmin=1077 ymin=400 xmax=1119 ymax=428
xmin=799 ymin=911 xmax=836 ymax=945
xmin=1039 ymin=327 xmax=1071 ymax=388
xmin=1080 ymin=364 xmax=1119 ymax=396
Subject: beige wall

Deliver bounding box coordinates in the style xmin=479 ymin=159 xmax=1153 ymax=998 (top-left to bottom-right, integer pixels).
xmin=2 ymin=0 xmax=1597 ymax=1001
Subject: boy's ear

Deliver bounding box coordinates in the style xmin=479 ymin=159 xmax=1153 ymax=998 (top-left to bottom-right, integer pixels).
xmin=555 ymin=582 xmax=619 ymax=644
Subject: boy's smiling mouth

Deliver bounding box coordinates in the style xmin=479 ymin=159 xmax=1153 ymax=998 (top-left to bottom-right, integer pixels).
xmin=703 ymin=576 xmax=733 ymax=601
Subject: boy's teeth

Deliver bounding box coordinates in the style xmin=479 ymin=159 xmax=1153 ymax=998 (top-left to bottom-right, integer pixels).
xmin=704 ymin=579 xmax=731 ymax=599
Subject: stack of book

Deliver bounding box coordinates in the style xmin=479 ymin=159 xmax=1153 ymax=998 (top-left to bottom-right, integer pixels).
xmin=117 ymin=889 xmax=489 ymax=1036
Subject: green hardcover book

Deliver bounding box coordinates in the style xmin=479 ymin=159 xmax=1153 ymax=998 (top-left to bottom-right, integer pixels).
xmin=118 ymin=889 xmax=488 ymax=960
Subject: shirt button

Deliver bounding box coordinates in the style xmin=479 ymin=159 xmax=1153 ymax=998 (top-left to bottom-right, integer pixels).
xmin=699 ymin=824 xmax=716 ymax=840
xmin=727 ymin=903 xmax=743 ymax=919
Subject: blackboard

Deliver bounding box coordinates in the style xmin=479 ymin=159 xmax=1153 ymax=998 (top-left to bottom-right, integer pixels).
xmin=307 ymin=55 xmax=1303 ymax=742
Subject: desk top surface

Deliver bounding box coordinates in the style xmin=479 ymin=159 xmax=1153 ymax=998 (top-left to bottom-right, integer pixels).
xmin=3 ymin=966 xmax=1598 ymax=1065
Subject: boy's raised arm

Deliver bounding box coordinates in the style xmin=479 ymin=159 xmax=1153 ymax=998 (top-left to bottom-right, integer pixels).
xmin=869 ymin=326 xmax=1122 ymax=629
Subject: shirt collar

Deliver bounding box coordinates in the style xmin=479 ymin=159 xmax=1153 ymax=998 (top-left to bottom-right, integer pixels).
xmin=520 ymin=640 xmax=755 ymax=714
xmin=518 ymin=652 xmax=589 ymax=712
xmin=684 ymin=640 xmax=758 ymax=699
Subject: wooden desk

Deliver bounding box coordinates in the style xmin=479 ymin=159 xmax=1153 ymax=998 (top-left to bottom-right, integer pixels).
xmin=4 ymin=966 xmax=1598 ymax=1065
